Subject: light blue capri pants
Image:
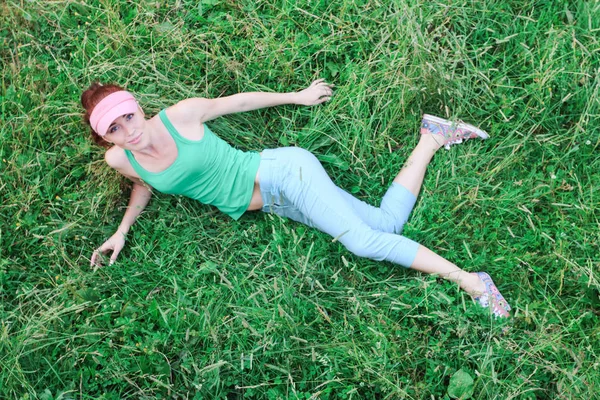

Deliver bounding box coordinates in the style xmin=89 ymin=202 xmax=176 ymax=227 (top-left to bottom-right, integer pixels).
xmin=258 ymin=147 xmax=421 ymax=267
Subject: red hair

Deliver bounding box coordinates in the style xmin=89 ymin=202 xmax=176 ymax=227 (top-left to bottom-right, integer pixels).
xmin=80 ymin=82 xmax=126 ymax=148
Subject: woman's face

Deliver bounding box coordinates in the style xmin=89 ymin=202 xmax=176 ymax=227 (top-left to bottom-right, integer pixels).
xmin=102 ymin=108 xmax=147 ymax=149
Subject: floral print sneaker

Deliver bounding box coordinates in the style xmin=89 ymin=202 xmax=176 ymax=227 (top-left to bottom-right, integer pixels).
xmin=421 ymin=114 xmax=489 ymax=150
xmin=472 ymin=272 xmax=511 ymax=318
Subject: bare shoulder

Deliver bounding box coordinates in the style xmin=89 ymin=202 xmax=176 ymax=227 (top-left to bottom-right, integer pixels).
xmin=165 ymin=98 xmax=210 ymax=124
xmin=104 ymin=146 xmax=141 ymax=181
xmin=161 ymin=99 xmax=210 ymax=140
xmin=104 ymin=146 xmax=129 ymax=169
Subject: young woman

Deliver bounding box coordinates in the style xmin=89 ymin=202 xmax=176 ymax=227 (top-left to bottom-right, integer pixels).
xmin=83 ymin=79 xmax=511 ymax=318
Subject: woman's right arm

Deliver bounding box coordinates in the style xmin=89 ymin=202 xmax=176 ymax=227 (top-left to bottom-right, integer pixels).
xmin=91 ymin=147 xmax=153 ymax=266
xmin=115 ymin=180 xmax=152 ymax=241
xmin=116 ymin=181 xmax=152 ymax=238
xmin=91 ymin=181 xmax=152 ymax=266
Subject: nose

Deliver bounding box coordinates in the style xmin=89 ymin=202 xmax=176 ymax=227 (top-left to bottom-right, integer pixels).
xmin=124 ymin=126 xmax=136 ymax=138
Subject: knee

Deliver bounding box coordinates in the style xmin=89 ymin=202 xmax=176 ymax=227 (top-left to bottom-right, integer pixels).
xmin=378 ymin=215 xmax=407 ymax=235
xmin=368 ymin=208 xmax=407 ymax=234
xmin=390 ymin=219 xmax=408 ymax=235
xmin=342 ymin=232 xmax=384 ymax=260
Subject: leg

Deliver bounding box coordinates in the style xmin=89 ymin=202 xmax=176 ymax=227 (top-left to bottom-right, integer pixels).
xmin=410 ymin=244 xmax=510 ymax=318
xmin=336 ymin=189 xmax=492 ymax=301
xmin=392 ymin=133 xmax=441 ymax=198
xmin=333 ymin=129 xmax=449 ymax=232
xmin=335 ymin=184 xmax=416 ymax=234
xmin=410 ymin=245 xmax=485 ymax=295
xmin=385 ymin=133 xmax=486 ymax=292
xmin=332 ymin=133 xmax=443 ymax=233
xmin=394 ymin=113 xmax=491 ymax=197
xmin=392 ymin=119 xmax=509 ymax=315
xmin=259 ymin=110 xmax=510 ymax=318
xmin=259 ymin=148 xmax=485 ymax=298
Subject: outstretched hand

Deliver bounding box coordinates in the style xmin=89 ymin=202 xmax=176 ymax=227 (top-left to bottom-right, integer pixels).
xmin=90 ymin=230 xmax=126 ymax=267
xmin=295 ymin=79 xmax=334 ymax=106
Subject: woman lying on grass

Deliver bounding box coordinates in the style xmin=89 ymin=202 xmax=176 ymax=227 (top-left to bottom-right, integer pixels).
xmin=83 ymin=79 xmax=511 ymax=318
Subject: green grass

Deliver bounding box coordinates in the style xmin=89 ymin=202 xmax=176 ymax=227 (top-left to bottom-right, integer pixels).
xmin=1 ymin=0 xmax=599 ymax=398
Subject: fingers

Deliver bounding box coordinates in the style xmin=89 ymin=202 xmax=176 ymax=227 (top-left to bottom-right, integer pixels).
xmin=316 ymin=81 xmax=333 ymax=90
xmin=90 ymin=250 xmax=98 ymax=266
xmin=311 ymin=78 xmax=335 ymax=88
xmin=109 ymin=244 xmax=123 ymax=265
xmin=302 ymin=79 xmax=335 ymax=106
xmin=90 ymin=240 xmax=114 ymax=267
xmin=320 ymin=85 xmax=333 ymax=96
xmin=318 ymin=81 xmax=334 ymax=95
xmin=91 ymin=248 xmax=107 ymax=267
xmin=312 ymin=80 xmax=334 ymax=98
xmin=91 ymin=248 xmax=118 ymax=267
xmin=109 ymin=253 xmax=119 ymax=265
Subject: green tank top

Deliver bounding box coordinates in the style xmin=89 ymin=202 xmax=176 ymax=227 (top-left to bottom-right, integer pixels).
xmin=124 ymin=109 xmax=260 ymax=220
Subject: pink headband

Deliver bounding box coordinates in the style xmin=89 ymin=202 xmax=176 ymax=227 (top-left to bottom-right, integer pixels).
xmin=89 ymin=91 xmax=139 ymax=136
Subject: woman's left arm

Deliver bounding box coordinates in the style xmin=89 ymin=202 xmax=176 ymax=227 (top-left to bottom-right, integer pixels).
xmin=180 ymin=79 xmax=334 ymax=123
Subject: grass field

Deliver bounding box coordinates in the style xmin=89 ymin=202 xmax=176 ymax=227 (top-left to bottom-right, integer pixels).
xmin=1 ymin=0 xmax=599 ymax=398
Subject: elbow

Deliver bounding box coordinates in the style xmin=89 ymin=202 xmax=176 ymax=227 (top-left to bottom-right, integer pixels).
xmin=133 ymin=182 xmax=152 ymax=196
xmin=234 ymin=94 xmax=249 ymax=112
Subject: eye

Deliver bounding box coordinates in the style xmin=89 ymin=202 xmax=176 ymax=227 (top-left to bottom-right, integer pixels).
xmin=126 ymin=113 xmax=134 ymax=120
xmin=109 ymin=125 xmax=118 ymax=134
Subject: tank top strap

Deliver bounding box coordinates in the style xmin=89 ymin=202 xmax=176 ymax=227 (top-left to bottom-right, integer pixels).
xmin=159 ymin=109 xmax=188 ymax=143
xmin=123 ymin=109 xmax=196 ymax=178
xmin=123 ymin=148 xmax=147 ymax=176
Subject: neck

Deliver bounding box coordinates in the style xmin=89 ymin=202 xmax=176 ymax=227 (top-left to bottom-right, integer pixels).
xmin=136 ymin=143 xmax=162 ymax=158
xmin=131 ymin=118 xmax=165 ymax=158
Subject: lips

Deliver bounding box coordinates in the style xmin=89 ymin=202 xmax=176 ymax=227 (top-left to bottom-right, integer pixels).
xmin=128 ymin=132 xmax=142 ymax=144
